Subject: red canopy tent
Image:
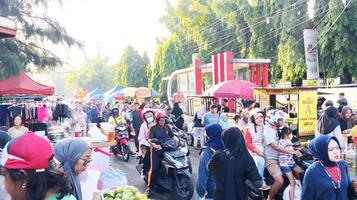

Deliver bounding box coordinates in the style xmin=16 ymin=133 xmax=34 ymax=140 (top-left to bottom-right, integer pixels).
xmin=0 ymin=71 xmax=54 ymax=96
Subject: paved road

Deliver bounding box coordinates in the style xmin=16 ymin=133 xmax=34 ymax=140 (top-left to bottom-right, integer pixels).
xmin=110 ymin=140 xmax=200 ymax=200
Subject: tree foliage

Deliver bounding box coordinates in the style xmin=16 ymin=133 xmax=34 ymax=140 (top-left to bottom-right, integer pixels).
xmin=156 ymin=0 xmax=356 ymax=86
xmin=0 ymin=0 xmax=81 ymax=80
xmin=149 ymin=34 xmax=188 ymax=99
xmin=65 ymin=56 xmax=115 ymax=94
xmin=115 ymin=45 xmax=149 ymax=87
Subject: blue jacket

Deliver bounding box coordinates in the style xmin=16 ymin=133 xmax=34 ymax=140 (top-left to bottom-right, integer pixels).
xmin=302 ymin=160 xmax=353 ymax=200
xmin=196 ymin=147 xmax=216 ymax=198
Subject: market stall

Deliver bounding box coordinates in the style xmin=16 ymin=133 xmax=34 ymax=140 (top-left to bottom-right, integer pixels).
xmin=254 ymin=87 xmax=318 ymax=138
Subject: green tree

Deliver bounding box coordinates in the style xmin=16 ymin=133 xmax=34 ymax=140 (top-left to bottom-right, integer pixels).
xmin=115 ymin=45 xmax=149 ymax=87
xmin=317 ymin=0 xmax=357 ymax=83
xmin=0 ymin=0 xmax=80 ymax=80
xmin=150 ymin=35 xmax=187 ymax=99
xmin=65 ymin=56 xmax=115 ymax=95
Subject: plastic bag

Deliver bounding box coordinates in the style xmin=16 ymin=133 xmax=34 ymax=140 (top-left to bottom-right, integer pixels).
xmin=283 ymin=180 xmax=302 ymax=200
xmin=88 ymin=125 xmax=107 ymax=142
xmin=97 ymin=167 xmax=128 ymax=191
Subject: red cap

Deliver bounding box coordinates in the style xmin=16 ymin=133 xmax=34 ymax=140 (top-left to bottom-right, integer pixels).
xmin=0 ymin=132 xmax=53 ymax=171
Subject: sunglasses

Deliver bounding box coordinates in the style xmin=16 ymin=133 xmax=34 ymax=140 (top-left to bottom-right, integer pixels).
xmin=159 ymin=117 xmax=167 ymax=121
xmin=79 ymin=158 xmax=92 ymax=166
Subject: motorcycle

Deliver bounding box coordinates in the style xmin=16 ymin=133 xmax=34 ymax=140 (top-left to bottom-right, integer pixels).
xmin=247 ymin=143 xmax=314 ymax=200
xmin=167 ymin=116 xmax=194 ymax=147
xmin=136 ymin=138 xmax=194 ymax=200
xmin=110 ymin=120 xmax=130 ymax=162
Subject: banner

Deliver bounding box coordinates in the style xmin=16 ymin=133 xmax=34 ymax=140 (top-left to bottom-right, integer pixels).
xmin=298 ymin=90 xmax=317 ymax=136
xmin=303 ymin=29 xmax=319 ymax=80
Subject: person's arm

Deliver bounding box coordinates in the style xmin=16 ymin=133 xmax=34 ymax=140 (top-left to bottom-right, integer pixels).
xmin=244 ymin=130 xmax=257 ymax=153
xmin=201 ymin=114 xmax=206 ymax=127
xmin=196 ymin=150 xmax=211 ymax=198
xmin=138 ymin=124 xmax=146 ymax=143
xmin=246 ymin=155 xmax=263 ymax=188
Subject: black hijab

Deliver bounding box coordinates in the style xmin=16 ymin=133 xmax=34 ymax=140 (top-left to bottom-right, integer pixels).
xmin=0 ymin=131 xmax=10 ymax=149
xmin=222 ymin=127 xmax=258 ymax=200
xmin=317 ymin=106 xmax=340 ymax=135
xmin=171 ymin=102 xmax=183 ymax=117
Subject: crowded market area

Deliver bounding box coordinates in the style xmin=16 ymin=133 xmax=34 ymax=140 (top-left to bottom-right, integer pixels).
xmin=0 ymin=0 xmax=357 ymax=200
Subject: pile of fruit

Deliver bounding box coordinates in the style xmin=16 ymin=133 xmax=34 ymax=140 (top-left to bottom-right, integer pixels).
xmin=103 ymin=186 xmax=149 ymax=200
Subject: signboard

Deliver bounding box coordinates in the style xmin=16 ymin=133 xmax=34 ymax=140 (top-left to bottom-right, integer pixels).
xmin=302 ymin=80 xmax=318 ymax=86
xmin=298 ymin=90 xmax=317 ymax=136
xmin=303 ymin=29 xmax=319 ymax=80
xmin=259 ymin=94 xmax=270 ymax=109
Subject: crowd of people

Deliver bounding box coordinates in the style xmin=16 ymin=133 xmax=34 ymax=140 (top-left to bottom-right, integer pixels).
xmin=193 ymin=96 xmax=356 ymax=200
xmin=0 ymin=94 xmax=356 ymax=200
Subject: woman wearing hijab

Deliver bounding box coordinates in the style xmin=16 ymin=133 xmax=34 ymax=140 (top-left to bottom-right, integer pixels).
xmin=193 ymin=104 xmax=206 ymax=149
xmin=54 ymin=138 xmax=92 ymax=200
xmin=316 ymin=106 xmax=345 ymax=150
xmin=208 ymin=127 xmax=262 ymax=200
xmin=338 ymin=106 xmax=355 ymax=141
xmin=1 ymin=132 xmax=75 ymax=200
xmin=196 ymin=123 xmax=224 ymax=200
xmin=171 ymin=102 xmax=184 ymax=130
xmin=219 ymin=113 xmax=232 ymax=130
xmin=302 ymin=135 xmax=356 ymax=199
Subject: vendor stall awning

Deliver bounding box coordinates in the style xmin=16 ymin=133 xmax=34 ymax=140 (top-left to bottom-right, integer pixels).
xmin=204 ymin=80 xmax=257 ymax=99
xmin=0 ymin=71 xmax=54 ymax=96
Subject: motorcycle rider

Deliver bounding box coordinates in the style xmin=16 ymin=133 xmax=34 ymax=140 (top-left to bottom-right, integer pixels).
xmin=137 ymin=109 xmax=155 ymax=178
xmin=264 ymin=112 xmax=303 ymax=200
xmin=108 ymin=108 xmax=126 ymax=126
xmin=146 ymin=112 xmax=178 ymax=196
xmin=109 ymin=107 xmax=135 ymax=155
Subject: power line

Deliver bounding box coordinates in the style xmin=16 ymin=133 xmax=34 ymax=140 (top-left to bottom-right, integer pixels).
xmin=184 ymin=1 xmax=308 ymax=53
xmin=176 ymin=0 xmax=307 ymax=48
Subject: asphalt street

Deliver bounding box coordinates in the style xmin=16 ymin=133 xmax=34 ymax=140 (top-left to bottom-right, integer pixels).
xmin=110 ymin=140 xmax=200 ymax=200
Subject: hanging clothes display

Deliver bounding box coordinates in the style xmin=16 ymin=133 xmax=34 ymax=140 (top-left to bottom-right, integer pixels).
xmin=0 ymin=105 xmax=10 ymax=126
xmin=37 ymin=104 xmax=49 ymax=123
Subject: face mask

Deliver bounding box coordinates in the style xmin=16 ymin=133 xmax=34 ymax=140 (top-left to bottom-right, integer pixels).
xmin=146 ymin=117 xmax=154 ymax=124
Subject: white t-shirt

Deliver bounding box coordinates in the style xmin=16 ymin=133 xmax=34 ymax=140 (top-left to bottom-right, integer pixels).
xmin=138 ymin=122 xmax=151 ymax=147
xmin=8 ymin=126 xmax=29 ymax=139
xmin=264 ymin=125 xmax=279 ymax=160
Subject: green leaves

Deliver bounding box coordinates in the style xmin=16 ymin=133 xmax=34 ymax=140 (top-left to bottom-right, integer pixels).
xmin=64 ymin=56 xmax=115 ymax=95
xmin=0 ymin=0 xmax=80 ymax=80
xmin=158 ymin=0 xmax=356 ymax=85
xmin=115 ymin=45 xmax=150 ymax=87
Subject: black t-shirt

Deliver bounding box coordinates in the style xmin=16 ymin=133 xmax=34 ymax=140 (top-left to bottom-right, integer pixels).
xmin=149 ymin=124 xmax=174 ymax=143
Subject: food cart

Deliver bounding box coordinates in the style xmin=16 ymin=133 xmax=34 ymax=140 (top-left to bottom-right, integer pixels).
xmin=254 ymin=87 xmax=318 ymax=139
xmin=186 ymin=95 xmax=216 ymax=116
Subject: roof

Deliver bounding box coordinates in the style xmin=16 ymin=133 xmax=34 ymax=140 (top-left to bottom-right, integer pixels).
xmin=0 ymin=17 xmax=17 ymax=38
xmin=0 ymin=71 xmax=54 ymax=96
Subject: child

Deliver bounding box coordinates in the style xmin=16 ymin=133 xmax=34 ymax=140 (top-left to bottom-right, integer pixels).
xmin=278 ymin=127 xmax=297 ymax=200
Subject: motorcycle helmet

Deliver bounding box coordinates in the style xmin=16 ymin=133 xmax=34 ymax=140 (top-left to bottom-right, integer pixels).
xmin=143 ymin=109 xmax=154 ymax=123
xmin=111 ymin=108 xmax=120 ymax=116
xmin=155 ymin=112 xmax=168 ymax=122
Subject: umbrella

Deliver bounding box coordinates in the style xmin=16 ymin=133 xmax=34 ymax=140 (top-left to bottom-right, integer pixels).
xmin=85 ymin=88 xmax=104 ymax=101
xmin=203 ymin=80 xmax=257 ymax=100
xmin=135 ymin=87 xmax=151 ymax=98
xmin=123 ymin=87 xmax=137 ymax=97
xmin=105 ymin=86 xmax=124 ymax=98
